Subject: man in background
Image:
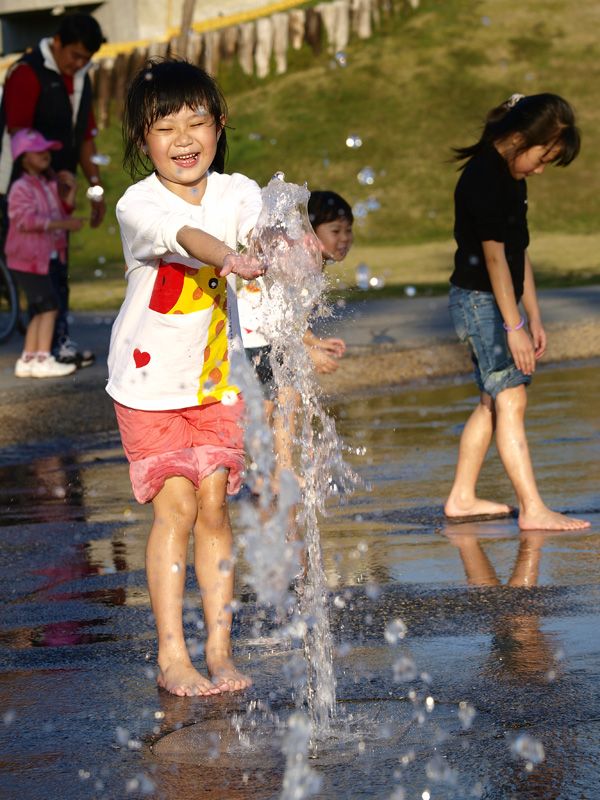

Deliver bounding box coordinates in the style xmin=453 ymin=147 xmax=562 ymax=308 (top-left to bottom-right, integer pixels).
xmin=0 ymin=12 xmax=106 ymax=367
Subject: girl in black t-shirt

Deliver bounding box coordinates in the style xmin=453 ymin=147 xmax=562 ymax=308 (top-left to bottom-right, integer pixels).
xmin=445 ymin=93 xmax=589 ymax=531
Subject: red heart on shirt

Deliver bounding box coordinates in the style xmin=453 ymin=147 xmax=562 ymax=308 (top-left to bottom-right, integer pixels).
xmin=133 ymin=348 xmax=151 ymax=369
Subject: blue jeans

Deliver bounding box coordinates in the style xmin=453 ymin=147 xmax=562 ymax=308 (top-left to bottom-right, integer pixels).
xmin=448 ymin=285 xmax=531 ymax=400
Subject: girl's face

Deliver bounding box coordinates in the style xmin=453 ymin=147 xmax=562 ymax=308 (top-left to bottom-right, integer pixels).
xmin=144 ymin=105 xmax=222 ymax=201
xmin=315 ymin=217 xmax=354 ymax=262
xmin=507 ymin=141 xmax=562 ymax=180
xmin=22 ymin=149 xmax=52 ymax=175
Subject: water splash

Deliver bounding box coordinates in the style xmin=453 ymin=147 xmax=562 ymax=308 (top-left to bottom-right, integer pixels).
xmin=233 ymin=174 xmax=359 ymax=764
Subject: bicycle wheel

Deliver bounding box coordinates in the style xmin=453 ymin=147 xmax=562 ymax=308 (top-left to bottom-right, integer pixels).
xmin=0 ymin=256 xmax=18 ymax=343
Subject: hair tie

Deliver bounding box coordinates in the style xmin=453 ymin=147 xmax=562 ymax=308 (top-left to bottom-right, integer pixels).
xmin=506 ymin=93 xmax=525 ymax=108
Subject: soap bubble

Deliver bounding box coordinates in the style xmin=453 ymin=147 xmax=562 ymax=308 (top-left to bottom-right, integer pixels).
xmin=367 ymin=196 xmax=381 ymax=211
xmin=369 ymin=276 xmax=385 ymax=289
xmin=346 ymin=134 xmax=363 ymax=149
xmin=404 ymin=285 xmax=417 ymax=297
xmin=352 ymin=202 xmax=368 ymax=219
xmin=355 ymin=263 xmax=371 ymax=290
xmin=384 ymin=618 xmax=407 ymax=644
xmin=248 ymin=132 xmax=262 ymax=141
xmin=481 ymin=15 xmax=492 ymax=24
xmin=335 ymin=51 xmax=347 ymax=67
xmin=90 ymin=153 xmax=111 ymax=166
xmin=357 ymin=166 xmax=376 ymax=186
xmin=86 ymin=185 xmax=104 ymax=202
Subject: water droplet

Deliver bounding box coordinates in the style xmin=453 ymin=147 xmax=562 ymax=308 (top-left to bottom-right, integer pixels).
xmin=385 ymin=618 xmax=407 ymax=644
xmin=171 ymin=562 xmax=181 ymax=573
xmin=425 ymin=696 xmax=434 ymax=711
xmin=511 ymin=734 xmax=545 ymax=765
xmin=404 ymin=285 xmax=417 ymax=297
xmin=458 ymin=700 xmax=476 ymax=730
xmin=196 ymin=105 xmax=208 ymax=116
xmin=468 ymin=254 xmax=480 ymax=266
xmin=86 ymin=185 xmax=105 ymax=202
xmin=346 ymin=134 xmax=363 ymax=149
xmin=357 ymin=166 xmax=376 ymax=186
xmin=90 ymin=153 xmax=111 ymax=166
xmin=393 ymin=656 xmax=417 ymax=682
xmin=144 ymin=71 xmax=153 ymax=80
xmin=355 ymin=263 xmax=371 ymax=290
xmin=369 ymin=276 xmax=385 ymax=289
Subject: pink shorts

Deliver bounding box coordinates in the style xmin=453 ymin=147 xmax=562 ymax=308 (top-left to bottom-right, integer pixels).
xmin=114 ymin=399 xmax=246 ymax=504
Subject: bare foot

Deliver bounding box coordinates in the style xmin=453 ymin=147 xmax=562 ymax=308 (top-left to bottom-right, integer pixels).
xmin=519 ymin=508 xmax=590 ymax=532
xmin=444 ymin=497 xmax=515 ymax=522
xmin=157 ymin=661 xmax=222 ymax=697
xmin=206 ymin=650 xmax=252 ymax=692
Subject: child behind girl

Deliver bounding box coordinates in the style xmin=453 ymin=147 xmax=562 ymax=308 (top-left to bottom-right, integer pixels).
xmin=445 ymin=93 xmax=589 ymax=531
xmin=106 ymin=58 xmax=264 ymax=696
xmin=237 ymin=190 xmax=353 ymax=487
xmin=6 ymin=129 xmax=84 ymax=378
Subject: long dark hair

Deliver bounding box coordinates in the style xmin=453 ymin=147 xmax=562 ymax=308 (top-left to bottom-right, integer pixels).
xmin=453 ymin=93 xmax=581 ymax=169
xmin=122 ymin=58 xmax=228 ymax=180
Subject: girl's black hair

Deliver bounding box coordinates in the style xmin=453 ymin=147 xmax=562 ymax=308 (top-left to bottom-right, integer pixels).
xmin=122 ymin=58 xmax=228 ymax=180
xmin=453 ymin=93 xmax=581 ymax=169
xmin=308 ymin=190 xmax=353 ymax=228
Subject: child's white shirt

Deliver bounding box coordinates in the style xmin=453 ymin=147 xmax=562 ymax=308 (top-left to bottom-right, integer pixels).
xmin=106 ymin=171 xmax=262 ymax=410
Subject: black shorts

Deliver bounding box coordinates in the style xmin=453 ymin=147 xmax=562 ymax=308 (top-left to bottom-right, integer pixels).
xmin=245 ymin=345 xmax=281 ymax=402
xmin=10 ymin=266 xmax=60 ymax=315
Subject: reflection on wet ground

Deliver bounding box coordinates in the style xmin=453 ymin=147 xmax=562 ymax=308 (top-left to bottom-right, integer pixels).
xmin=0 ymin=362 xmax=598 ymax=799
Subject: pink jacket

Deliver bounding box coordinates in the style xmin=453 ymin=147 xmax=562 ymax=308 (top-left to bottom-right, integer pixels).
xmin=6 ymin=173 xmax=69 ymax=274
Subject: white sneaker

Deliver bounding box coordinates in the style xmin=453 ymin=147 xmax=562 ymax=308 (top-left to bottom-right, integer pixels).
xmin=14 ymin=357 xmax=34 ymax=378
xmin=30 ymin=355 xmax=77 ymax=378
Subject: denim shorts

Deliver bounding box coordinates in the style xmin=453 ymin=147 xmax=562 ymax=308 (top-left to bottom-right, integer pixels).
xmin=448 ymin=285 xmax=531 ymax=400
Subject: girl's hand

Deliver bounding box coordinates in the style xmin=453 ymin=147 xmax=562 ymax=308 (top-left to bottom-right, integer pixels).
xmin=307 ymin=346 xmax=341 ymax=374
xmin=528 ymin=317 xmax=547 ymax=360
xmin=219 ymin=252 xmax=265 ymax=279
xmin=64 ymin=217 xmax=85 ymax=232
xmin=507 ymin=328 xmax=536 ymax=375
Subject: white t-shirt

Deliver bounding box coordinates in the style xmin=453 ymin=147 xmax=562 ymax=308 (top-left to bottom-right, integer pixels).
xmin=106 ymin=171 xmax=262 ymax=411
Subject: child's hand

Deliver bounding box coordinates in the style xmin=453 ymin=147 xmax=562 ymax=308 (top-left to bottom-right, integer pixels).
xmin=63 ymin=217 xmax=86 ymax=232
xmin=315 ymin=336 xmax=346 ymax=358
xmin=528 ymin=317 xmax=547 ymax=360
xmin=57 ymin=170 xmax=77 ymax=191
xmin=507 ymin=328 xmax=536 ymax=375
xmin=308 ymin=346 xmax=341 ymax=374
xmin=219 ymin=253 xmax=265 ymax=280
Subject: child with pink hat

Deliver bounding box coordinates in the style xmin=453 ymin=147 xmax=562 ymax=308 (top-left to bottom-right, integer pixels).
xmin=6 ymin=128 xmax=85 ymax=378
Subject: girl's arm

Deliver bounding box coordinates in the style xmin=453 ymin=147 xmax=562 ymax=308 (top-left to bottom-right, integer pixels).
xmin=56 ymin=170 xmax=78 ymax=211
xmin=176 ymin=226 xmax=264 ymax=280
xmin=521 ymin=251 xmax=547 ymax=360
xmin=482 ymin=240 xmax=536 ymax=375
xmin=302 ymin=329 xmax=346 ymax=356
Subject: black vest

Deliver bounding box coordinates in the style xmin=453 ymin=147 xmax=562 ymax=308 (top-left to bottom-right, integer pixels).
xmin=0 ymin=47 xmax=93 ymax=174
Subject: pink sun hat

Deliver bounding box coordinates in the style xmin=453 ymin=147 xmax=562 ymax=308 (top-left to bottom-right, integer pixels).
xmin=11 ymin=128 xmax=63 ymax=161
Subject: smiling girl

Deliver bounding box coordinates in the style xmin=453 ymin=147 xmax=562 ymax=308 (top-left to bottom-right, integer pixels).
xmin=445 ymin=93 xmax=589 ymax=532
xmin=107 ymin=58 xmax=265 ymax=697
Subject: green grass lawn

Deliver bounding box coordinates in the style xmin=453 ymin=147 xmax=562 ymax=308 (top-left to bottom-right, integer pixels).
xmin=69 ymin=0 xmax=600 ymax=310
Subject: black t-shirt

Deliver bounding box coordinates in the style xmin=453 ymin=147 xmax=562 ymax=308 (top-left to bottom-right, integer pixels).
xmin=450 ymin=146 xmax=529 ymax=298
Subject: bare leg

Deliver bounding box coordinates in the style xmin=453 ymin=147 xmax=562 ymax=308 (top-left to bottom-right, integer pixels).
xmin=445 ymin=392 xmax=514 ymax=520
xmin=193 ymin=468 xmax=252 ymax=692
xmin=272 ymin=386 xmax=302 ymax=495
xmin=446 ymin=534 xmax=500 ymax=586
xmin=148 ymin=476 xmax=221 ymax=697
xmin=495 ymin=385 xmax=590 ymax=531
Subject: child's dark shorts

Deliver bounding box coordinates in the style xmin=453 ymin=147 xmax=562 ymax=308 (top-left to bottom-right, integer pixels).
xmin=10 ymin=267 xmax=59 ymax=315
xmin=245 ymin=345 xmax=279 ymax=402
xmin=448 ymin=285 xmax=531 ymax=400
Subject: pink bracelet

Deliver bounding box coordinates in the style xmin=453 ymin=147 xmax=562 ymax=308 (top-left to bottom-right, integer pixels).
xmin=503 ymin=316 xmax=525 ymax=331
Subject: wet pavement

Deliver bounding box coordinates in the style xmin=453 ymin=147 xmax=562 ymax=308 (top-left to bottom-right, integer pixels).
xmin=0 ymin=348 xmax=598 ymax=799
